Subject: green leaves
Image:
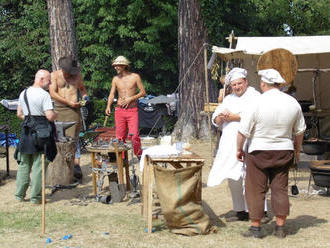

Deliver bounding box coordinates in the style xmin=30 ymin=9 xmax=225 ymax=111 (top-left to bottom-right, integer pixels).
xmin=74 ymin=0 xmax=178 ymax=97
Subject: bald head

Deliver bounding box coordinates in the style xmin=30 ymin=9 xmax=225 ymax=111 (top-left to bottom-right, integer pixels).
xmin=34 ymin=69 xmax=51 ymax=90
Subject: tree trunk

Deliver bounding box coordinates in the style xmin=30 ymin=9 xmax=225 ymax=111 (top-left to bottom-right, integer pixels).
xmin=47 ymin=0 xmax=78 ymax=70
xmin=46 ymin=1 xmax=79 ymax=185
xmin=46 ymin=141 xmax=76 ymax=185
xmin=173 ymin=0 xmax=216 ymax=141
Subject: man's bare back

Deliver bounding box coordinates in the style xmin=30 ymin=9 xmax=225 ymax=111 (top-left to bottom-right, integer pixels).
xmin=49 ymin=70 xmax=87 ymax=108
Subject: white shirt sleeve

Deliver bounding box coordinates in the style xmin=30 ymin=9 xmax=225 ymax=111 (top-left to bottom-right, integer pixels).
xmin=293 ymin=108 xmax=306 ymax=136
xmin=238 ymin=103 xmax=257 ymax=138
xmin=211 ymin=101 xmax=226 ymax=127
xmin=42 ymin=93 xmax=54 ymax=112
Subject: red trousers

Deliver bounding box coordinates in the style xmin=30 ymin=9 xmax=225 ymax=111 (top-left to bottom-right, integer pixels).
xmin=115 ymin=107 xmax=142 ymax=157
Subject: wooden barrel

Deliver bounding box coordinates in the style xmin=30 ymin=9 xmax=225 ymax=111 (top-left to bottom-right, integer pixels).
xmin=257 ymin=48 xmax=298 ymax=84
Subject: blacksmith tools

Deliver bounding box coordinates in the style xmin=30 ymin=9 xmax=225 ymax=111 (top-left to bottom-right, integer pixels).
xmin=128 ymin=133 xmax=141 ymax=200
xmin=54 ymin=121 xmax=76 ymax=142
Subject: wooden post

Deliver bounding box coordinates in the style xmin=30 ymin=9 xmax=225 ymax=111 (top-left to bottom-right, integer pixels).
xmin=41 ymin=153 xmax=46 ymax=235
xmin=124 ymin=151 xmax=131 ymax=191
xmin=91 ymin=151 xmax=97 ymax=195
xmin=147 ymin=159 xmax=153 ymax=234
xmin=204 ymin=44 xmax=213 ymax=162
xmin=142 ymin=156 xmax=148 ymax=217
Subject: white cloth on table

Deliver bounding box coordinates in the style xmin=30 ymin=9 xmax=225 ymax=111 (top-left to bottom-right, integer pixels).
xmin=139 ymin=144 xmax=180 ymax=172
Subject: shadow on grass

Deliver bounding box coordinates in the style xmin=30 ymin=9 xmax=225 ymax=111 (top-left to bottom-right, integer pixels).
xmin=262 ymin=215 xmax=327 ymax=236
xmin=202 ymin=200 xmax=226 ymax=228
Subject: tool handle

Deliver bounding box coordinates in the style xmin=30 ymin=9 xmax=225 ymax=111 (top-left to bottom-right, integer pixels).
xmin=103 ymin=115 xmax=109 ymax=127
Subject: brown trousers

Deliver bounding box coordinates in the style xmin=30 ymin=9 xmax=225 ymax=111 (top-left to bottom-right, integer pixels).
xmin=245 ymin=150 xmax=294 ymax=220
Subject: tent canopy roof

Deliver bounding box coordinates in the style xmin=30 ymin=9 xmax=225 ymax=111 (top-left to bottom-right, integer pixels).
xmin=212 ymin=35 xmax=330 ymax=60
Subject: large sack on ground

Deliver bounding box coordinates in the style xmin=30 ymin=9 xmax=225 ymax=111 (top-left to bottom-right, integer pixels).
xmin=154 ymin=165 xmax=214 ymax=235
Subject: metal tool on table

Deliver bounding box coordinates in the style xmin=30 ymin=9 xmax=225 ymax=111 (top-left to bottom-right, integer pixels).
xmin=92 ymin=139 xmax=126 ymax=204
xmin=92 ymin=156 xmax=115 ymax=204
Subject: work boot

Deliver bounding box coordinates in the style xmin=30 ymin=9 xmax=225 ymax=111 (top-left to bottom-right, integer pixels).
xmin=261 ymin=211 xmax=272 ymax=224
xmin=73 ymin=164 xmax=83 ymax=183
xmin=241 ymin=226 xmax=263 ymax=239
xmin=226 ymin=211 xmax=249 ymax=222
xmin=273 ymin=225 xmax=286 ymax=238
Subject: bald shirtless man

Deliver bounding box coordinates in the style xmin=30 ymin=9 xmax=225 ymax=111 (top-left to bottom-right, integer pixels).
xmin=49 ymin=56 xmax=88 ymax=172
xmin=105 ymin=56 xmax=146 ymax=157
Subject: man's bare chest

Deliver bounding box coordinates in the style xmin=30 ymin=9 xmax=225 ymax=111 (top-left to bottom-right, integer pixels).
xmin=117 ymin=80 xmax=137 ymax=91
xmin=57 ymin=77 xmax=78 ymax=89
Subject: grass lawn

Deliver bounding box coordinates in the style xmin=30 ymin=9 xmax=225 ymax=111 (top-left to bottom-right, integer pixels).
xmin=0 ymin=142 xmax=329 ymax=248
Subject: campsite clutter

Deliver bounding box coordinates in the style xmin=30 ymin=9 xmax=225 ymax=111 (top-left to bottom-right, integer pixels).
xmin=1 ymin=33 xmax=330 ymax=240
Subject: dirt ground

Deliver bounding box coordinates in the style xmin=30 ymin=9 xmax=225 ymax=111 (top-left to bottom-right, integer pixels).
xmin=0 ymin=141 xmax=330 ymax=248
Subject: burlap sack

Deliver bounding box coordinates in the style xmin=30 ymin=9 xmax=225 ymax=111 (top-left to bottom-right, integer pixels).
xmin=154 ymin=165 xmax=214 ymax=236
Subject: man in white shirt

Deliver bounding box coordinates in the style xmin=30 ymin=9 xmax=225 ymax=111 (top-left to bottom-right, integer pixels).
xmin=207 ymin=68 xmax=266 ymax=222
xmin=237 ymin=69 xmax=306 ymax=238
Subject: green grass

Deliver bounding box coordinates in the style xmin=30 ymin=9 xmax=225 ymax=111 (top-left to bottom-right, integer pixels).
xmin=0 ymin=208 xmax=86 ymax=232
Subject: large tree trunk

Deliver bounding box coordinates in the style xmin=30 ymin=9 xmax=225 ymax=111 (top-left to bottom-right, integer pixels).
xmin=46 ymin=141 xmax=76 ymax=185
xmin=46 ymin=1 xmax=79 ymax=184
xmin=47 ymin=0 xmax=78 ymax=70
xmin=173 ymin=0 xmax=216 ymax=141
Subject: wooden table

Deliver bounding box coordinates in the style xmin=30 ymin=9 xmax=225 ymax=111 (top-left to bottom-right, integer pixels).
xmin=142 ymin=153 xmax=204 ymax=233
xmin=86 ymin=144 xmax=131 ymax=195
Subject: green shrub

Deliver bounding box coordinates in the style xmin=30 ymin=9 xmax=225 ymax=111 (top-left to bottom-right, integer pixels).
xmin=0 ymin=105 xmax=22 ymax=138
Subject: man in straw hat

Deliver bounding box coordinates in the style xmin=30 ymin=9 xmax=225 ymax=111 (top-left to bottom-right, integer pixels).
xmin=105 ymin=55 xmax=146 ymax=158
xmin=49 ymin=56 xmax=89 ymax=180
xmin=207 ymin=68 xmax=271 ymax=222
xmin=237 ymin=69 xmax=305 ymax=238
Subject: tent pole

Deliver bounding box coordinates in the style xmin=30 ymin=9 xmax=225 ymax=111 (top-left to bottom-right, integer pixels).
xmin=204 ymin=44 xmax=213 ymax=162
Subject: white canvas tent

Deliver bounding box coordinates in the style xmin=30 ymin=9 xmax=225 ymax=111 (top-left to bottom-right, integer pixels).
xmin=212 ymin=35 xmax=330 ymax=135
xmin=212 ymin=36 xmax=330 ymax=108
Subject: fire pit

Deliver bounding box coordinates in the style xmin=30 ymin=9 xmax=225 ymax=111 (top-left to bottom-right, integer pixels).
xmin=310 ymin=160 xmax=330 ymax=194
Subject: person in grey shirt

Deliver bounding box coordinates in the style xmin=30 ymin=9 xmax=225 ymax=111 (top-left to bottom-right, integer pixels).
xmin=15 ymin=69 xmax=57 ymax=204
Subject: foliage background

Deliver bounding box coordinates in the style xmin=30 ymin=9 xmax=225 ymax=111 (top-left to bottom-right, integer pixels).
xmin=0 ymin=0 xmax=329 ymax=134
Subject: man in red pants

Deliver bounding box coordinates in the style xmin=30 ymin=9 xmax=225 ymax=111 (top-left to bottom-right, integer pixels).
xmin=105 ymin=56 xmax=146 ymax=158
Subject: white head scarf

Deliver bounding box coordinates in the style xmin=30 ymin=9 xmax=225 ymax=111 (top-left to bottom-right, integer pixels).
xmin=258 ymin=69 xmax=285 ymax=84
xmin=225 ymin=68 xmax=247 ymax=85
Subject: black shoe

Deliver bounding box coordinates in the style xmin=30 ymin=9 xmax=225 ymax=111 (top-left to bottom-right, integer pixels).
xmin=241 ymin=226 xmax=263 ymax=239
xmin=226 ymin=211 xmax=249 ymax=222
xmin=73 ymin=164 xmax=83 ymax=181
xmin=261 ymin=212 xmax=272 ymax=224
xmin=273 ymin=225 xmax=286 ymax=238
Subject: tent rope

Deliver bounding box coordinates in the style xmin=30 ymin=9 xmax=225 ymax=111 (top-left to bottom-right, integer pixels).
xmin=173 ymin=43 xmax=210 ymax=94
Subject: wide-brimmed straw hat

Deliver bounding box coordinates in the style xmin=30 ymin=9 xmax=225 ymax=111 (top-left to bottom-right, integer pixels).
xmin=59 ymin=56 xmax=80 ymax=75
xmin=112 ymin=56 xmax=130 ymax=66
